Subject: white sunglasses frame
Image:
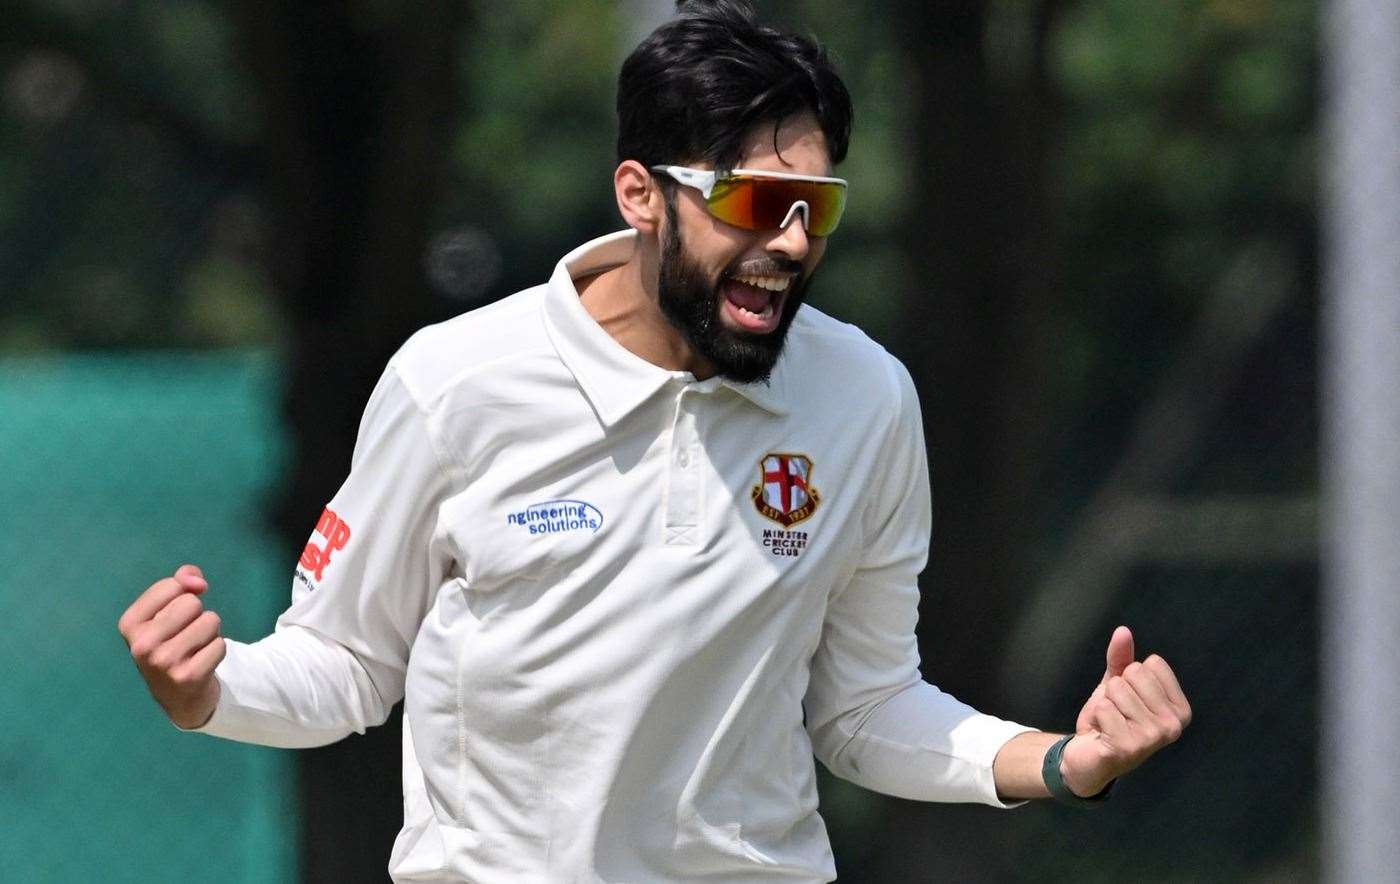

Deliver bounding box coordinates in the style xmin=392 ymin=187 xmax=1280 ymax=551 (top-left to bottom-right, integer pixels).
xmin=649 ymin=165 xmax=849 ymax=233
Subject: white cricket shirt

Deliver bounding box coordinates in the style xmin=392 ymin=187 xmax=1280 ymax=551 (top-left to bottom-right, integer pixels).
xmin=196 ymin=230 xmax=1033 ymax=882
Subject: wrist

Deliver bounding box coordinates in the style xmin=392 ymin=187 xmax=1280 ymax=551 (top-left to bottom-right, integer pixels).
xmin=167 ymin=679 xmax=220 ymax=730
xmin=1042 ymin=734 xmax=1113 ymax=807
xmin=1058 ymin=738 xmax=1106 ymax=797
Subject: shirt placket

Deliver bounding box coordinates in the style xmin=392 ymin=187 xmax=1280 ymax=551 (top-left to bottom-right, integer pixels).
xmin=663 ymin=385 xmax=704 ymax=546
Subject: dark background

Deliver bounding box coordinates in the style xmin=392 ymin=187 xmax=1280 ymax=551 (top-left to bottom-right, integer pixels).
xmin=1 ymin=0 xmax=1319 ymax=880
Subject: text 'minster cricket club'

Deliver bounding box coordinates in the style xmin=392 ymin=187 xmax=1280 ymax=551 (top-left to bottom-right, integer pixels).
xmin=297 ymin=506 xmax=351 ymax=589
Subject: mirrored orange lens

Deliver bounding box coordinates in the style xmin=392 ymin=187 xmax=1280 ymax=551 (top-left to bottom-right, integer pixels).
xmin=706 ymin=176 xmax=847 ymax=236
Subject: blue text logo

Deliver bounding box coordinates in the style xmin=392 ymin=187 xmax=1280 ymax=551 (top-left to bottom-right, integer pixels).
xmin=507 ymin=499 xmax=604 ymax=536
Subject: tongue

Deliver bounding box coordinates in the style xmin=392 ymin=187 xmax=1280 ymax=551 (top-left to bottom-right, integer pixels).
xmin=723 ymin=279 xmax=771 ymax=312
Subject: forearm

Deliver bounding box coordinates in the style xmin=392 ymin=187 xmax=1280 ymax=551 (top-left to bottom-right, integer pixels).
xmin=810 ymin=680 xmax=1035 ymax=807
xmin=991 ymin=730 xmax=1059 ymax=801
xmin=188 ymin=625 xmax=393 ymax=748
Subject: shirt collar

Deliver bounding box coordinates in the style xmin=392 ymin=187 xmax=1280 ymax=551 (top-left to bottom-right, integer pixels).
xmin=541 ymin=230 xmax=791 ymax=427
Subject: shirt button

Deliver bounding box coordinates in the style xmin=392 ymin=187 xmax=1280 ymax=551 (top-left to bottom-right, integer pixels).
xmin=678 ymin=452 xmax=691 ymax=468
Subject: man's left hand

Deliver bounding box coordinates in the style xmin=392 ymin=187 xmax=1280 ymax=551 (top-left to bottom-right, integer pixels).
xmin=1060 ymin=626 xmax=1193 ymax=797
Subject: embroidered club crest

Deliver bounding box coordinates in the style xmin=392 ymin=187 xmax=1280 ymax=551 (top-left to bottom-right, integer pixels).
xmin=751 ymin=453 xmax=820 ymax=527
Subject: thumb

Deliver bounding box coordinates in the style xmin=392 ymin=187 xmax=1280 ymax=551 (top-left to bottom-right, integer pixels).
xmin=174 ymin=563 xmax=207 ymax=592
xmin=1102 ymin=625 xmax=1135 ymax=684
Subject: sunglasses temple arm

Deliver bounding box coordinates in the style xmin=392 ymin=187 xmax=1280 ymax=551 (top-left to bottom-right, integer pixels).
xmin=652 ymin=165 xmax=717 ymax=198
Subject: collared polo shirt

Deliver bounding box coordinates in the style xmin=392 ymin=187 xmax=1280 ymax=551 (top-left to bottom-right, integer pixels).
xmin=197 ymin=230 xmax=1032 ymax=882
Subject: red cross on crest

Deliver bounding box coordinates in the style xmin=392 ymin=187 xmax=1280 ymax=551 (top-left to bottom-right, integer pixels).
xmin=751 ymin=453 xmax=821 ymax=527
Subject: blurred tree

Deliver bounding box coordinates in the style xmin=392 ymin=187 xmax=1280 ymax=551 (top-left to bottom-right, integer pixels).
xmin=0 ymin=1 xmax=264 ymax=350
xmin=225 ymin=4 xmax=469 ymax=880
xmin=890 ymin=0 xmax=1071 ymax=714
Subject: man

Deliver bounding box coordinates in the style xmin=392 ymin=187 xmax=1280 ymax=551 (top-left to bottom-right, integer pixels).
xmin=118 ymin=2 xmax=1191 ymax=881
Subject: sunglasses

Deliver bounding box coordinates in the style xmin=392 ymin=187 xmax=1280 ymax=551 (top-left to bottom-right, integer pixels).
xmin=651 ymin=165 xmax=849 ymax=237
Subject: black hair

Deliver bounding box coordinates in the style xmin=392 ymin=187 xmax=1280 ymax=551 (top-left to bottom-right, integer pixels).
xmin=616 ymin=0 xmax=853 ymax=171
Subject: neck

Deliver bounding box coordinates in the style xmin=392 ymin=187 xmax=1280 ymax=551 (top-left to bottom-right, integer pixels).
xmin=576 ymin=236 xmax=717 ymax=379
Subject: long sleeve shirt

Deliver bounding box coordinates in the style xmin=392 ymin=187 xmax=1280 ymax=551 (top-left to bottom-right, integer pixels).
xmin=194 ymin=230 xmax=1033 ymax=882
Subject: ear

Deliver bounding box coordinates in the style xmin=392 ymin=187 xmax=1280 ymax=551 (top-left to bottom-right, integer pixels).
xmin=615 ymin=160 xmax=665 ymax=235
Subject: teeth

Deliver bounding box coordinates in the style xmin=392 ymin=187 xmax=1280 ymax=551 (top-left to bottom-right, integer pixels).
xmin=734 ymin=273 xmax=792 ymax=292
xmin=736 ymin=303 xmax=775 ymax=320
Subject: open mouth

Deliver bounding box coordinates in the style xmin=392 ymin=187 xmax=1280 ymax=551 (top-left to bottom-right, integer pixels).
xmin=720 ymin=272 xmax=795 ymax=334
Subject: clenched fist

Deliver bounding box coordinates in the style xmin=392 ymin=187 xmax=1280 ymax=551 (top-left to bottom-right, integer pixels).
xmin=117 ymin=563 xmax=225 ymax=729
xmin=1059 ymin=626 xmax=1193 ymax=797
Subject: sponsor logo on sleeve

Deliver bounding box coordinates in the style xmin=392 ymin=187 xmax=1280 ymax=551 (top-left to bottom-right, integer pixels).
xmin=298 ymin=506 xmax=352 ymax=585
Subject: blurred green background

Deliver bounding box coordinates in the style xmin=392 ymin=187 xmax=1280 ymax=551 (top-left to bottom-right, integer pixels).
xmin=0 ymin=353 xmax=295 ymax=882
xmin=1 ymin=0 xmax=1320 ymax=881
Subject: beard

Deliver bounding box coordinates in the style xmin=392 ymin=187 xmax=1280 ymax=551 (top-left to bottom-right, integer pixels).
xmin=656 ymin=196 xmax=810 ymax=384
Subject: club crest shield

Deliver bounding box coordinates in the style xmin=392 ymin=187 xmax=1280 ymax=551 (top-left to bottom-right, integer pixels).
xmin=751 ymin=452 xmax=820 ymax=527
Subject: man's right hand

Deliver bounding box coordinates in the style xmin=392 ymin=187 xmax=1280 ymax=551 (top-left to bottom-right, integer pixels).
xmin=117 ymin=563 xmax=225 ymax=729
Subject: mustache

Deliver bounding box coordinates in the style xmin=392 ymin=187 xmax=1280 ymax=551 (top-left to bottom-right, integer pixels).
xmin=724 ymin=257 xmax=804 ymax=278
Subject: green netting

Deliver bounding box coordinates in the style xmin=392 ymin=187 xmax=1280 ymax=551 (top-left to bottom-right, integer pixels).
xmin=0 ymin=351 xmax=296 ymax=883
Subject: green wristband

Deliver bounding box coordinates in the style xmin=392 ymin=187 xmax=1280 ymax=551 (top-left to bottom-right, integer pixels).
xmin=1042 ymin=734 xmax=1113 ymax=808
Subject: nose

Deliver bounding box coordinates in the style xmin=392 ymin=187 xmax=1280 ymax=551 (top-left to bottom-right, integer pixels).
xmin=764 ymin=209 xmax=811 ymax=262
